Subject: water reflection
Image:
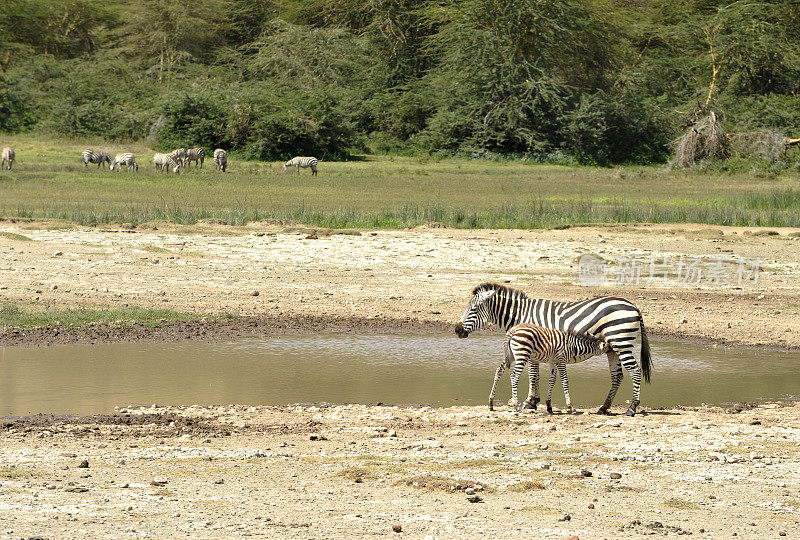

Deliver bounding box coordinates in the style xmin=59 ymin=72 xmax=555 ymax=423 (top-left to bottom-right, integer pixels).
xmin=1 ymin=335 xmax=799 ymax=416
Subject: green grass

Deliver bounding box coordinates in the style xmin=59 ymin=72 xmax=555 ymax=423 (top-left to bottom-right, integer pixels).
xmin=664 ymin=498 xmax=699 ymax=509
xmin=2 ymin=134 xmax=800 ymax=229
xmin=0 ymin=231 xmax=33 ymax=241
xmin=0 ymin=466 xmax=37 ymax=479
xmin=0 ymin=302 xmax=204 ymax=328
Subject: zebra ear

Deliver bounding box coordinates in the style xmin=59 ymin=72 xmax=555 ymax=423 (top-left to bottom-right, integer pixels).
xmin=476 ymin=289 xmax=497 ymax=303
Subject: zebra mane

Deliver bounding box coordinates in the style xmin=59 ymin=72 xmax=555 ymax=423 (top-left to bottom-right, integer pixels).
xmin=471 ymin=282 xmax=528 ymax=300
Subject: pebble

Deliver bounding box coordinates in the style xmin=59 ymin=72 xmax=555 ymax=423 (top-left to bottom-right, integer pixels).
xmin=464 ymin=487 xmax=475 ymax=495
xmin=558 ymin=514 xmax=571 ymax=522
xmin=610 ymin=472 xmax=622 ymax=479
xmin=581 ymin=469 xmax=593 ymax=477
xmin=77 ymin=459 xmax=89 ymax=468
xmin=251 ymin=290 xmax=259 ymax=296
xmin=151 ymin=477 xmax=168 ymax=486
xmin=392 ymin=524 xmax=402 ymax=533
xmin=466 ymin=495 xmax=483 ymax=503
xmin=213 ymin=479 xmax=224 ymax=485
xmin=53 ymin=251 xmax=63 ymax=256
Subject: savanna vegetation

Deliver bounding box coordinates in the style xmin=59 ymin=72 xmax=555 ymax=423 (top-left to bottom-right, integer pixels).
xmin=1 ymin=0 xmax=800 ymax=166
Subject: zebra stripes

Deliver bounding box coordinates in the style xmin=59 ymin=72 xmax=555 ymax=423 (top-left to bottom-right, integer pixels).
xmin=82 ymin=149 xmax=112 ymax=169
xmin=169 ymin=148 xmax=187 ymax=168
xmin=153 ymin=153 xmax=180 ymax=173
xmin=1 ymin=147 xmax=13 ymax=170
xmin=111 ymin=153 xmax=138 ymax=172
xmin=283 ymin=156 xmax=318 ymax=175
xmin=186 ymin=148 xmax=205 ymax=168
xmin=456 ymin=283 xmax=651 ymax=416
xmin=489 ymin=323 xmax=609 ymax=412
xmin=213 ymin=149 xmax=227 ymax=172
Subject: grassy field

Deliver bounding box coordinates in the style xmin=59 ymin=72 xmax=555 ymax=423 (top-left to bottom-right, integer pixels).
xmin=1 ymin=133 xmax=800 ymax=229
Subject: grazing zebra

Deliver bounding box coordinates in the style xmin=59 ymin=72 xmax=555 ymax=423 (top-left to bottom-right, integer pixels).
xmin=1 ymin=147 xmax=14 ymax=170
xmin=153 ymin=153 xmax=180 ymax=173
xmin=82 ymin=149 xmax=112 ymax=169
xmin=111 ymin=152 xmax=138 ymax=172
xmin=455 ymin=283 xmax=651 ymax=416
xmin=213 ymin=148 xmax=227 ymax=172
xmin=169 ymin=148 xmax=187 ymax=168
xmin=490 ymin=323 xmax=609 ymax=412
xmin=186 ymin=148 xmax=205 ymax=168
xmin=283 ymin=156 xmax=318 ymax=175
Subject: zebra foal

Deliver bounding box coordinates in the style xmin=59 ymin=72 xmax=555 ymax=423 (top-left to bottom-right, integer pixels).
xmin=111 ymin=153 xmax=138 ymax=172
xmin=213 ymin=149 xmax=227 ymax=172
xmin=283 ymin=156 xmax=318 ymax=176
xmin=1 ymin=147 xmax=14 ymax=170
xmin=456 ymin=283 xmax=651 ymax=416
xmin=186 ymin=148 xmax=204 ymax=168
xmin=82 ymin=149 xmax=112 ymax=169
xmin=153 ymin=153 xmax=180 ymax=173
xmin=490 ymin=323 xmax=609 ymax=412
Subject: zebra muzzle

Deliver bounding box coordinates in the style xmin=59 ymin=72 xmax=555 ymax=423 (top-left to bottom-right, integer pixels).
xmin=454 ymin=323 xmax=469 ymax=338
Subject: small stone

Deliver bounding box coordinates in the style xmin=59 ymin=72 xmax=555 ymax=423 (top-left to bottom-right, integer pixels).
xmin=51 ymin=284 xmax=58 ymax=290
xmin=464 ymin=487 xmax=475 ymax=495
xmin=213 ymin=479 xmax=224 ymax=485
xmin=309 ymin=434 xmax=328 ymax=441
xmin=77 ymin=459 xmax=89 ymax=468
xmin=251 ymin=290 xmax=259 ymax=296
xmin=46 ymin=484 xmax=56 ymax=490
xmin=151 ymin=477 xmax=168 ymax=486
xmin=588 ymin=503 xmax=595 ymax=509
xmin=610 ymin=472 xmax=622 ymax=479
xmin=466 ymin=495 xmax=483 ymax=503
xmin=121 ymin=483 xmax=129 ymax=488
xmin=581 ymin=469 xmax=593 ymax=477
xmin=53 ymin=251 xmax=63 ymax=256
xmin=779 ymin=532 xmax=786 ymax=537
xmin=392 ymin=524 xmax=402 ymax=533
xmin=558 ymin=514 xmax=571 ymax=522
xmin=569 ymin=537 xmax=580 ymax=540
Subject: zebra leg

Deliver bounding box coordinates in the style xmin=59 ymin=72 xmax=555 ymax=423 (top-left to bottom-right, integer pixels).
xmin=598 ymin=350 xmax=623 ymax=415
xmin=488 ymin=362 xmax=506 ymax=411
xmin=508 ymin=360 xmax=525 ymax=411
xmin=557 ymin=364 xmax=572 ymax=413
xmin=618 ymin=347 xmax=642 ymax=416
xmin=546 ymin=365 xmax=557 ymax=414
xmin=521 ymin=362 xmax=540 ymax=410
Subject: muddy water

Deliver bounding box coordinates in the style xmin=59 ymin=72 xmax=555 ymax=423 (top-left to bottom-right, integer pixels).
xmin=2 ymin=335 xmax=799 ymax=416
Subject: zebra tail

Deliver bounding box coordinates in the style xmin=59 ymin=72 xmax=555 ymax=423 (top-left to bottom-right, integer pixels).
xmin=640 ymin=317 xmax=652 ymax=384
xmin=503 ymin=338 xmax=513 ymax=369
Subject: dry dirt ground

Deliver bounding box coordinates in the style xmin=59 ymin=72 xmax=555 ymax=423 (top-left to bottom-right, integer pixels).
xmin=2 ymin=221 xmax=800 ymax=538
xmin=1 ymin=220 xmax=800 ymax=347
xmin=1 ymin=402 xmax=799 ymax=539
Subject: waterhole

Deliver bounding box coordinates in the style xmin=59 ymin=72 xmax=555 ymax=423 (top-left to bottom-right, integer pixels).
xmin=1 ymin=335 xmax=799 ymax=416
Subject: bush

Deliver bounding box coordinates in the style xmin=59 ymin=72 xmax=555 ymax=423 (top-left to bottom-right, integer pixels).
xmin=155 ymin=92 xmax=229 ymax=150
xmin=0 ymin=76 xmax=35 ymax=132
xmin=560 ymin=90 xmax=671 ymax=165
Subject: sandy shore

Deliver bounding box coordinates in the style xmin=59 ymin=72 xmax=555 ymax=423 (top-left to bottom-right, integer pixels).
xmin=2 ymin=220 xmax=800 ymax=348
xmin=1 ymin=402 xmax=798 ymax=538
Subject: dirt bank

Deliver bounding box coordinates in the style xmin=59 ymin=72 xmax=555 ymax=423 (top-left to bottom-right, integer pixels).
xmin=1 ymin=402 xmax=798 ymax=538
xmin=2 ymin=221 xmax=800 ymax=348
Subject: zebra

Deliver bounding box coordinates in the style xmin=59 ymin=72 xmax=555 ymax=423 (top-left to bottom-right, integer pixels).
xmin=111 ymin=152 xmax=138 ymax=172
xmin=283 ymin=156 xmax=318 ymax=175
xmin=186 ymin=148 xmax=205 ymax=168
xmin=213 ymin=149 xmax=227 ymax=172
xmin=455 ymin=283 xmax=652 ymax=416
xmin=1 ymin=147 xmax=14 ymax=170
xmin=490 ymin=323 xmax=609 ymax=413
xmin=82 ymin=149 xmax=112 ymax=169
xmin=153 ymin=153 xmax=180 ymax=174
xmin=169 ymin=148 xmax=187 ymax=168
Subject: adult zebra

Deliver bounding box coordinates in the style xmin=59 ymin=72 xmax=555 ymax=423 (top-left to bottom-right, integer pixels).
xmin=1 ymin=147 xmax=14 ymax=170
xmin=82 ymin=149 xmax=112 ymax=169
xmin=111 ymin=152 xmax=138 ymax=172
xmin=169 ymin=148 xmax=187 ymax=168
xmin=153 ymin=153 xmax=180 ymax=173
xmin=186 ymin=148 xmax=204 ymax=168
xmin=283 ymin=156 xmax=318 ymax=175
xmin=455 ymin=283 xmax=651 ymax=416
xmin=213 ymin=149 xmax=227 ymax=172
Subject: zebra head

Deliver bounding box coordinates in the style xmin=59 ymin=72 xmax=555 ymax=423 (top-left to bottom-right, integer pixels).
xmin=455 ymin=287 xmax=498 ymax=338
xmin=282 ymin=161 xmax=291 ymax=172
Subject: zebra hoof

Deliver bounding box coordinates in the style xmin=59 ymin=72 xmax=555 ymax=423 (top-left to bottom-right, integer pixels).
xmin=546 ymin=401 xmax=553 ymax=414
xmin=520 ymin=401 xmax=536 ymax=410
xmin=596 ymin=407 xmax=610 ymax=415
xmin=625 ymin=408 xmax=636 ymax=417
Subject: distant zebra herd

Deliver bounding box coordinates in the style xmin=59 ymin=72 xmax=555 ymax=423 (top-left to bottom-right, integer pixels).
xmin=80 ymin=147 xmax=228 ymax=174
xmin=3 ymin=145 xmax=318 ymax=175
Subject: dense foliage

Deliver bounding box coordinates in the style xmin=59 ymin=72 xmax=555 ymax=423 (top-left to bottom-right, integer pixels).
xmin=1 ymin=0 xmax=799 ymax=163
